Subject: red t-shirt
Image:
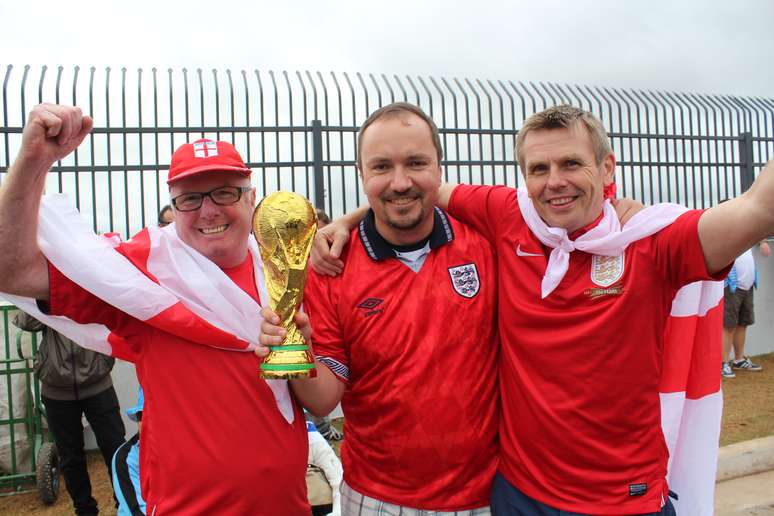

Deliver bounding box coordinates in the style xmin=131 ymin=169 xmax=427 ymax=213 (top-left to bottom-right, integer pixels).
xmin=449 ymin=185 xmax=726 ymax=514
xmin=305 ymin=208 xmax=499 ymax=510
xmin=46 ymin=252 xmax=309 ymax=515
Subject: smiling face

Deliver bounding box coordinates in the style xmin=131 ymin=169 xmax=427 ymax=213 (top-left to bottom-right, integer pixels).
xmin=358 ymin=112 xmax=442 ymax=245
xmin=521 ymin=123 xmax=615 ymax=233
xmin=169 ymin=171 xmax=256 ymax=268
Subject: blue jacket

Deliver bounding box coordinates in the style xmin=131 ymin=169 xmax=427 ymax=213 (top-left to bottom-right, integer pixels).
xmin=112 ymin=432 xmax=145 ymax=515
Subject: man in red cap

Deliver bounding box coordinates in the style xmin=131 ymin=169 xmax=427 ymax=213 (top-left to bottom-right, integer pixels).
xmin=0 ymin=104 xmax=310 ymax=514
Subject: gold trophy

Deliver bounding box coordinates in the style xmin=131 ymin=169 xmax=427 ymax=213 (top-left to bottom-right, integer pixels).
xmin=253 ymin=191 xmax=317 ymax=379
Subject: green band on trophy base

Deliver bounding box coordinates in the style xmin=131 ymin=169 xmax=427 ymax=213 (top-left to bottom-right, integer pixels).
xmin=268 ymin=345 xmax=309 ymax=352
xmin=260 ymin=363 xmax=316 ymax=371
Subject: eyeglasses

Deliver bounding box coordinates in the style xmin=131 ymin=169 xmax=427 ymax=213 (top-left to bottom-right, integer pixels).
xmin=171 ymin=186 xmax=252 ymax=212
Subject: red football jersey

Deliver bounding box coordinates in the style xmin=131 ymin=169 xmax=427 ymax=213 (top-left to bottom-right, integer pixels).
xmin=449 ymin=185 xmax=726 ymax=514
xmin=46 ymin=253 xmax=309 ymax=516
xmin=305 ymin=208 xmax=499 ymax=510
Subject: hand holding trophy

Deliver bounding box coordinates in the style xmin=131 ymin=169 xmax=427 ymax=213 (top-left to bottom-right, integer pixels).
xmin=253 ymin=191 xmax=317 ymax=379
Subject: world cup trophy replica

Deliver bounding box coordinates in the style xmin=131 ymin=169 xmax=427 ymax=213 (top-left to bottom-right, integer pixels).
xmin=252 ymin=191 xmax=318 ymax=379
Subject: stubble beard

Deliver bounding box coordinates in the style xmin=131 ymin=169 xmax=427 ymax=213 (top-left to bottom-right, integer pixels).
xmin=383 ymin=201 xmax=427 ymax=231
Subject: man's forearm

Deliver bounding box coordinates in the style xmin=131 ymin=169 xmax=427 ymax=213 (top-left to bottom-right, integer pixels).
xmin=340 ymin=205 xmax=369 ymax=229
xmin=699 ymin=160 xmax=774 ymax=273
xmin=289 ymin=361 xmax=345 ymax=417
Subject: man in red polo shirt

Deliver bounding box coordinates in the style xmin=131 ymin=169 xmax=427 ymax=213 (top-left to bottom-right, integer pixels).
xmin=262 ymin=103 xmax=499 ymax=515
xmin=0 ymin=104 xmax=309 ymax=514
xmin=312 ymin=105 xmax=774 ymax=515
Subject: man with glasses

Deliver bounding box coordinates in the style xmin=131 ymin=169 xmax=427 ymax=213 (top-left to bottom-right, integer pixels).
xmin=0 ymin=104 xmax=310 ymax=514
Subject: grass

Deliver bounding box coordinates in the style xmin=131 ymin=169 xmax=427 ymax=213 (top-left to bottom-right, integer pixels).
xmin=1 ymin=353 xmax=771 ymax=515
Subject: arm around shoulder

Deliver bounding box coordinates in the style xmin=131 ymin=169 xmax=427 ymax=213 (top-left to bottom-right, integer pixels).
xmin=437 ymin=183 xmax=456 ymax=210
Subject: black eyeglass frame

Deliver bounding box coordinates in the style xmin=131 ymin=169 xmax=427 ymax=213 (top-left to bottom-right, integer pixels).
xmin=171 ymin=186 xmax=253 ymax=212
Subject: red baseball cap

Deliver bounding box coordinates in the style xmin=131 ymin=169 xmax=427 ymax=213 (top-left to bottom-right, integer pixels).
xmin=167 ymin=138 xmax=252 ymax=184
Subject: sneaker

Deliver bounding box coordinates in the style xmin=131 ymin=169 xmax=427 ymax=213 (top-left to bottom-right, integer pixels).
xmin=732 ymin=357 xmax=763 ymax=372
xmin=722 ymin=362 xmax=736 ymax=378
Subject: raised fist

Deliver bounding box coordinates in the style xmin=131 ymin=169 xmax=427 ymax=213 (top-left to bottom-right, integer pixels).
xmin=17 ymin=103 xmax=93 ymax=173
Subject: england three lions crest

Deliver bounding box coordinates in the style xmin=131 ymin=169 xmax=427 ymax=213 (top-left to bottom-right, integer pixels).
xmin=591 ymin=254 xmax=624 ymax=287
xmin=448 ymin=263 xmax=480 ymax=298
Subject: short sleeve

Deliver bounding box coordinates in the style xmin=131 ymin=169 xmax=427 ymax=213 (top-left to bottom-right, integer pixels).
xmin=652 ymin=210 xmax=732 ymax=287
xmin=304 ymin=270 xmax=348 ymax=384
xmin=447 ymin=184 xmax=518 ymax=245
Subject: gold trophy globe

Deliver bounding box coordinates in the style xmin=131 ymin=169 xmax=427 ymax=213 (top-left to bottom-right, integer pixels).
xmin=253 ymin=191 xmax=317 ymax=379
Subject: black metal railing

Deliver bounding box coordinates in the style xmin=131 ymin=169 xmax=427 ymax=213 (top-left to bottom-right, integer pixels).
xmin=1 ymin=65 xmax=772 ymax=239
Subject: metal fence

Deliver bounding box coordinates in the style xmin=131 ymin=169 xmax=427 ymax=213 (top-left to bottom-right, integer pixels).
xmin=1 ymin=64 xmax=773 ymax=239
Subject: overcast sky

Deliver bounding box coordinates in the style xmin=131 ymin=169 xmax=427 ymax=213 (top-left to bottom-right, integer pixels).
xmin=3 ymin=0 xmax=773 ymax=98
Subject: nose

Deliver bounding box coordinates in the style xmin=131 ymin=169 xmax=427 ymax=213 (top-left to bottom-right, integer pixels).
xmin=198 ymin=195 xmax=221 ymax=217
xmin=545 ymin=164 xmax=567 ymax=190
xmin=389 ymin=165 xmax=413 ymax=192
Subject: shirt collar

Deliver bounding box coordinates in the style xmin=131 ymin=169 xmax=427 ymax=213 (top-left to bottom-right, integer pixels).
xmin=568 ymin=210 xmax=605 ymax=240
xmin=358 ymin=207 xmax=455 ymax=261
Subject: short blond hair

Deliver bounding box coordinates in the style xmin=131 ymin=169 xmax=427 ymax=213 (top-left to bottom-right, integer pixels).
xmin=515 ymin=105 xmax=612 ymax=169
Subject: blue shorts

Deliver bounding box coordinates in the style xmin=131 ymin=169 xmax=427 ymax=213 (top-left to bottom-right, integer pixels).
xmin=490 ymin=472 xmax=676 ymax=516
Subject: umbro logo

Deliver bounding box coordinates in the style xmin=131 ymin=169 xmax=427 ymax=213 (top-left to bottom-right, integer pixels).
xmin=516 ymin=244 xmax=542 ymax=257
xmin=357 ymin=297 xmax=384 ymax=317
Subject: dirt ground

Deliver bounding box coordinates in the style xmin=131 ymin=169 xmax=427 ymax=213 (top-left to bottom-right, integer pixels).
xmin=1 ymin=355 xmax=771 ymax=515
xmin=719 ymin=352 xmax=774 ymax=446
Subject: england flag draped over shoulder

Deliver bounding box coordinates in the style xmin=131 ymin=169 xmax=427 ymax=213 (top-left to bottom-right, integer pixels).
xmin=660 ymin=280 xmax=724 ymax=516
xmin=0 ymin=194 xmax=295 ymax=424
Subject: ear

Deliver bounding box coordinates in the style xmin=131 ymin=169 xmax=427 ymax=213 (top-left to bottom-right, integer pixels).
xmin=601 ymin=153 xmax=616 ymax=185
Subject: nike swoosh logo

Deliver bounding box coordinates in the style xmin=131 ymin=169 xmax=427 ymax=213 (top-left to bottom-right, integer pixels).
xmin=516 ymin=244 xmax=543 ymax=257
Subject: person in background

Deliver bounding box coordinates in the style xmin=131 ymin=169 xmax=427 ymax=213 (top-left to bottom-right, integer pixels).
xmin=316 ymin=208 xmax=331 ymax=228
xmin=307 ymin=418 xmax=343 ymax=516
xmin=112 ymin=387 xmax=145 ymax=515
xmin=722 ymin=238 xmax=771 ymax=377
xmin=157 ymin=205 xmax=174 ymax=227
xmin=13 ymin=311 xmax=125 ymax=516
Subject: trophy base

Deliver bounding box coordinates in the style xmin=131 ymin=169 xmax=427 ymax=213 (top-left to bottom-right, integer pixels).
xmin=260 ymin=347 xmax=316 ymax=380
xmin=260 ymin=367 xmax=316 ymax=380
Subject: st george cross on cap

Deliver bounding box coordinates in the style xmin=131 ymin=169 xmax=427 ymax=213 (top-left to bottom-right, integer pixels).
xmin=167 ymin=138 xmax=252 ymax=184
xmin=193 ymin=140 xmax=218 ymax=158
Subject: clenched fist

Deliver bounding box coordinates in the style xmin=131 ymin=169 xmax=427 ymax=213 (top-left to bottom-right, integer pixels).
xmin=17 ymin=103 xmax=93 ymax=174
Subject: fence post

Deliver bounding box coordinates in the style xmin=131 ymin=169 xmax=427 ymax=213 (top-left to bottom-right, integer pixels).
xmin=311 ymin=120 xmax=325 ymax=210
xmin=738 ymin=131 xmax=755 ymax=192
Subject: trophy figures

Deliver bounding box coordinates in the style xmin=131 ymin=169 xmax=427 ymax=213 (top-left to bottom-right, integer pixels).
xmin=252 ymin=191 xmax=318 ymax=379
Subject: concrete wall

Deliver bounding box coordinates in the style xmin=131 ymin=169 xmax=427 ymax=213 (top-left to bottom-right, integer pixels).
xmin=744 ymin=242 xmax=774 ymax=357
